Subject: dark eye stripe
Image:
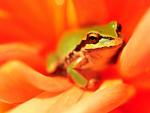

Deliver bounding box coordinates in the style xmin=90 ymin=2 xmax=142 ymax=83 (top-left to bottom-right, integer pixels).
xmin=74 ymin=40 xmax=87 ymax=51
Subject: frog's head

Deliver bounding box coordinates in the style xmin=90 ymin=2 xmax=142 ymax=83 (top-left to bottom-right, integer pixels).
xmin=82 ymin=23 xmax=123 ymax=71
xmin=84 ymin=23 xmax=123 ymax=50
xmin=80 ymin=23 xmax=123 ymax=70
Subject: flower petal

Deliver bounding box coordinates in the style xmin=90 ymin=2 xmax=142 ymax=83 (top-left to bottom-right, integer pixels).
xmin=0 ymin=101 xmax=16 ymax=113
xmin=121 ymin=90 xmax=150 ymax=113
xmin=0 ymin=61 xmax=72 ymax=103
xmin=106 ymin=0 xmax=150 ymax=41
xmin=7 ymin=81 xmax=134 ymax=113
xmin=0 ymin=43 xmax=46 ymax=73
xmin=119 ymin=8 xmax=150 ymax=89
xmin=63 ymin=82 xmax=134 ymax=113
xmin=0 ymin=0 xmax=67 ymax=50
xmin=7 ymin=87 xmax=83 ymax=113
xmin=109 ymin=109 xmax=123 ymax=113
xmin=73 ymin=0 xmax=150 ymax=41
xmin=72 ymin=0 xmax=108 ymax=26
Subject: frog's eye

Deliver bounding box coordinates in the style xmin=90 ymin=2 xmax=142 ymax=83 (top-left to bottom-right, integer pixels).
xmin=87 ymin=32 xmax=101 ymax=44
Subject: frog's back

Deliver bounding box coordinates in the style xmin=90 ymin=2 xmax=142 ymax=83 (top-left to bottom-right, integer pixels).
xmin=57 ymin=29 xmax=87 ymax=58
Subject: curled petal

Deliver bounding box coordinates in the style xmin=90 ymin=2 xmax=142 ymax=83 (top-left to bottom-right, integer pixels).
xmin=0 ymin=61 xmax=72 ymax=103
xmin=7 ymin=81 xmax=134 ymax=113
xmin=7 ymin=87 xmax=84 ymax=113
xmin=64 ymin=82 xmax=134 ymax=113
xmin=0 ymin=43 xmax=45 ymax=73
xmin=120 ymin=8 xmax=150 ymax=89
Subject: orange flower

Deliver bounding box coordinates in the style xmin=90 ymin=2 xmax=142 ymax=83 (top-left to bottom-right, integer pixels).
xmin=0 ymin=0 xmax=149 ymax=113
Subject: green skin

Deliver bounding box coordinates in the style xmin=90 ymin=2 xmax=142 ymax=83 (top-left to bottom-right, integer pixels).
xmin=47 ymin=21 xmax=123 ymax=89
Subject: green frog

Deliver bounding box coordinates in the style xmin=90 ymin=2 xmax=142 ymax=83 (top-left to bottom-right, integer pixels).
xmin=47 ymin=21 xmax=123 ymax=90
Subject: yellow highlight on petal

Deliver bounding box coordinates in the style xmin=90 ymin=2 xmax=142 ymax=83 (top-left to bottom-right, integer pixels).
xmin=55 ymin=0 xmax=65 ymax=6
xmin=0 ymin=10 xmax=8 ymax=19
xmin=100 ymin=79 xmax=123 ymax=90
xmin=66 ymin=0 xmax=78 ymax=28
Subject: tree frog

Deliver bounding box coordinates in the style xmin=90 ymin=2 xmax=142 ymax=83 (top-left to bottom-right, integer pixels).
xmin=47 ymin=21 xmax=123 ymax=90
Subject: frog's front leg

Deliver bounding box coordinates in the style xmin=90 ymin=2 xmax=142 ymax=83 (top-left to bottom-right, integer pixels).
xmin=67 ymin=58 xmax=88 ymax=88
